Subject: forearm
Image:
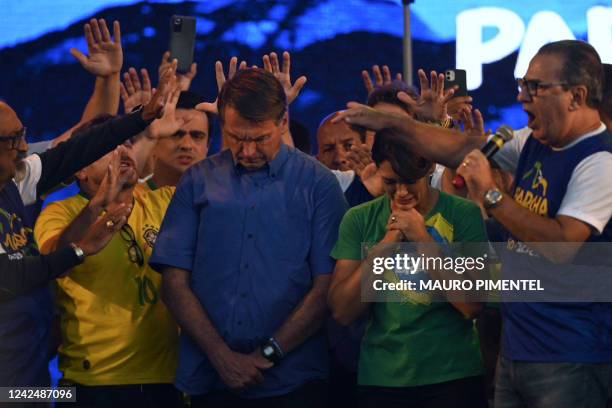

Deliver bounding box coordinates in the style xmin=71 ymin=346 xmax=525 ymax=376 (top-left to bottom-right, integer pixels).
xmin=489 ymin=195 xmax=580 ymax=262
xmin=132 ymin=130 xmax=157 ymax=176
xmin=418 ymin=240 xmax=483 ymax=319
xmin=0 ymin=247 xmax=82 ymax=302
xmin=273 ymin=276 xmax=330 ymax=353
xmin=329 ymin=235 xmax=397 ymax=325
xmin=82 ymin=74 xmax=121 ymax=122
xmin=162 ymin=269 xmax=231 ymax=362
xmin=387 ymin=116 xmax=481 ymax=168
xmin=52 ymin=204 xmax=102 ymax=254
xmin=37 ymin=110 xmax=149 ymax=195
xmin=361 ymin=174 xmax=384 ymax=198
xmin=328 ymin=265 xmax=369 ymax=326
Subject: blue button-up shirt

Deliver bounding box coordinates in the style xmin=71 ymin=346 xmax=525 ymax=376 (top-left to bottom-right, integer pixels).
xmin=150 ymin=144 xmax=348 ymax=397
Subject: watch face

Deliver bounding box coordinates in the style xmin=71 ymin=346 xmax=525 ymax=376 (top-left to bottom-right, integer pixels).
xmin=263 ymin=345 xmax=274 ymax=357
xmin=485 ymin=189 xmax=502 ymax=207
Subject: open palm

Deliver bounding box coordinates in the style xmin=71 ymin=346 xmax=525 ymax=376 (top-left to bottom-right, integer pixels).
xmin=71 ymin=19 xmax=122 ymax=77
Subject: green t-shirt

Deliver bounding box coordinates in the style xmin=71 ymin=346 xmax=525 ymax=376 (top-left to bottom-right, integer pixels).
xmin=331 ymin=191 xmax=486 ymax=387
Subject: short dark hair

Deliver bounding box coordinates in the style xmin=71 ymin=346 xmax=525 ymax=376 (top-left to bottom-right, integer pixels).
xmin=371 ymin=129 xmax=433 ymax=182
xmin=367 ymin=80 xmax=419 ymax=113
xmin=177 ymin=91 xmax=214 ymax=147
xmin=537 ymin=40 xmax=603 ymax=108
xmin=601 ymin=63 xmax=612 ymax=121
xmin=217 ymin=68 xmax=287 ymax=124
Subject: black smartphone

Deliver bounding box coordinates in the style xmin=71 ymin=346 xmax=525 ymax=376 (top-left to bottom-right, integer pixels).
xmin=169 ymin=15 xmax=196 ymax=73
xmin=444 ymin=69 xmax=468 ymax=97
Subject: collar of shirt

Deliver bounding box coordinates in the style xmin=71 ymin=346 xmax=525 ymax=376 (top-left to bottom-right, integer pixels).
xmin=233 ymin=143 xmax=290 ymax=178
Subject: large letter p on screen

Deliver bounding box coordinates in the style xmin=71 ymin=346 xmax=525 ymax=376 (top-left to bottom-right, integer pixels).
xmin=456 ymin=7 xmax=525 ymax=90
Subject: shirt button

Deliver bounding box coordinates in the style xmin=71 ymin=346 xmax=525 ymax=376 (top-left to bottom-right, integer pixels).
xmin=244 ymin=263 xmax=249 ymax=269
xmin=237 ymin=321 xmax=243 ymax=326
xmin=250 ymin=205 xmax=255 ymax=210
xmin=241 ymin=293 xmax=247 ymax=298
xmin=247 ymin=233 xmax=253 ymax=239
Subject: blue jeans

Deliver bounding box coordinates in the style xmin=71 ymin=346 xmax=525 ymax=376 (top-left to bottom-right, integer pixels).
xmin=495 ymin=357 xmax=612 ymax=408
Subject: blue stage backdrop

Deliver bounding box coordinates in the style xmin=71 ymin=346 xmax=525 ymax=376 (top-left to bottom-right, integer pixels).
xmin=0 ymin=0 xmax=610 ymax=154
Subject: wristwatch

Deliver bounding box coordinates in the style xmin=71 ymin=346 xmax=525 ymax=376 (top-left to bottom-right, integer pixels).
xmin=69 ymin=243 xmax=85 ymax=263
xmin=261 ymin=337 xmax=285 ymax=364
xmin=483 ymin=188 xmax=504 ymax=210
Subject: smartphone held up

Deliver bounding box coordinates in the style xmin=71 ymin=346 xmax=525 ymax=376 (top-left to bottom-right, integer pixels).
xmin=169 ymin=15 xmax=196 ymax=73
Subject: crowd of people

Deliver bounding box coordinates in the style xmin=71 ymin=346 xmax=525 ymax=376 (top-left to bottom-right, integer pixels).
xmin=1 ymin=15 xmax=612 ymax=408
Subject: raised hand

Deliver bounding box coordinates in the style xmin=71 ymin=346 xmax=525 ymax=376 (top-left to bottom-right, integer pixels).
xmin=458 ymin=108 xmax=487 ymax=141
xmin=89 ymin=149 xmax=124 ymax=211
xmin=147 ymin=85 xmax=185 ymax=139
xmin=77 ymin=203 xmax=131 ymax=256
xmin=159 ymin=51 xmax=197 ymax=91
xmin=120 ymin=67 xmax=154 ymax=113
xmin=345 ymin=138 xmax=373 ymax=178
xmin=196 ymin=56 xmax=247 ymax=115
xmin=262 ymin=51 xmax=307 ymax=105
xmin=398 ymin=69 xmax=458 ymax=123
xmin=142 ymin=59 xmax=177 ymax=122
xmin=332 ymin=102 xmax=396 ymax=131
xmin=447 ymin=94 xmax=474 ymax=122
xmin=70 ymin=18 xmax=122 ymax=77
xmin=362 ymin=65 xmax=402 ymax=95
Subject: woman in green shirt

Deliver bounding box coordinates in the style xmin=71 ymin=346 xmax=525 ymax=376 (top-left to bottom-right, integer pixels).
xmin=328 ymin=129 xmax=487 ymax=408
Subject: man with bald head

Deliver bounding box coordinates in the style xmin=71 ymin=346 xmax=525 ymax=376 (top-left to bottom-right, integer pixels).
xmin=316 ymin=112 xmax=364 ymax=171
xmin=0 ymin=91 xmax=165 ymax=388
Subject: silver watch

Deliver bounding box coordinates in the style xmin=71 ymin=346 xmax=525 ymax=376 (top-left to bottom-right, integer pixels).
xmin=69 ymin=243 xmax=85 ymax=262
xmin=483 ymin=188 xmax=503 ymax=209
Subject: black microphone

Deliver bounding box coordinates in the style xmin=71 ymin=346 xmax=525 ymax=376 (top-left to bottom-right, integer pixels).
xmin=452 ymin=125 xmax=514 ymax=189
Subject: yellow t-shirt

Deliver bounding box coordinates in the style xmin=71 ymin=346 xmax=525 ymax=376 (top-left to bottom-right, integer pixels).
xmin=133 ymin=178 xmax=154 ymax=198
xmin=34 ymin=187 xmax=178 ymax=385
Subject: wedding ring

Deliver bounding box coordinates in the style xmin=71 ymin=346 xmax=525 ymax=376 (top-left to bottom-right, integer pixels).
xmin=391 ymin=215 xmax=397 ymax=223
xmin=106 ymin=220 xmax=115 ymax=228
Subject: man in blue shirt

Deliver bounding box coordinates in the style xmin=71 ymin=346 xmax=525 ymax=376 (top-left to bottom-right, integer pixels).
xmin=150 ymin=68 xmax=348 ymax=407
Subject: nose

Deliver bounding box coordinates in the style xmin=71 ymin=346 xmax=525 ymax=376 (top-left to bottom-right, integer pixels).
xmin=333 ymin=148 xmax=348 ymax=168
xmin=396 ymin=183 xmax=409 ymax=197
xmin=241 ymin=141 xmax=258 ymax=157
xmin=178 ymin=135 xmax=195 ymax=151
xmin=17 ymin=136 xmax=28 ymax=153
xmin=517 ymin=85 xmax=531 ymax=103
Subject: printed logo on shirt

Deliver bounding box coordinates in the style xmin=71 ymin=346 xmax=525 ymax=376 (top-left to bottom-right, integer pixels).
xmin=514 ymin=161 xmax=549 ymax=216
xmin=0 ymin=208 xmax=37 ymax=255
xmin=142 ymin=224 xmax=159 ymax=250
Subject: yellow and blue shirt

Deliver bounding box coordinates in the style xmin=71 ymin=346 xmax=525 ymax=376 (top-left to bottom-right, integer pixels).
xmin=34 ymin=186 xmax=179 ymax=385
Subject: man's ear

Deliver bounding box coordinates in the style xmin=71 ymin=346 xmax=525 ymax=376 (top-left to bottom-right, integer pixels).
xmin=280 ymin=111 xmax=289 ymax=128
xmin=569 ymin=85 xmax=588 ymax=111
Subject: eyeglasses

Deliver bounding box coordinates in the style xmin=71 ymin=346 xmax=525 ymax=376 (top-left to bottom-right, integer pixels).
xmin=516 ymin=78 xmax=571 ymax=99
xmin=120 ymin=224 xmax=144 ymax=267
xmin=0 ymin=127 xmax=27 ymax=150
